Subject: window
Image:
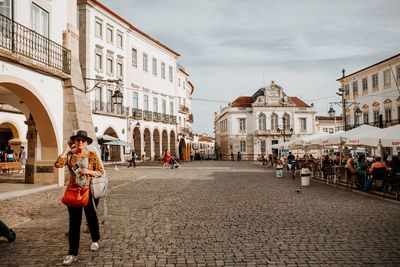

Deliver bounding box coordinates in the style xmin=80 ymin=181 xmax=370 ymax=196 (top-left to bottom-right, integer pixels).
xmin=169 ymin=102 xmax=174 ymax=115
xmin=329 ymin=128 xmax=334 ymax=134
xmin=373 ymin=110 xmax=380 ymax=125
xmin=239 ymin=141 xmax=246 ymax=153
xmin=132 ymin=92 xmax=138 ymax=109
xmin=95 ymin=86 xmax=102 ymax=102
xmin=372 ymin=73 xmax=378 ymax=88
xmin=116 ymin=32 xmax=123 ymax=48
xmin=131 ymin=49 xmax=137 ymax=67
xmin=153 ymin=97 xmax=158 ymax=112
xmin=106 ymin=58 xmax=113 ymax=74
xmin=95 ymin=20 xmax=102 ymax=38
xmin=352 ymin=81 xmax=358 ymax=96
xmin=0 ymin=0 xmax=12 ymax=18
xmin=363 ymin=112 xmax=369 ymax=124
xmin=95 ymin=53 xmax=102 ymax=71
xmin=283 ymin=113 xmax=290 ymax=130
xmin=323 ymin=128 xmax=328 ymax=133
xmin=271 ymin=113 xmax=278 ymax=130
xmin=169 ymin=66 xmax=173 ymax=82
xmin=117 ymin=62 xmax=123 ymax=77
xmin=354 ymin=113 xmax=359 ymax=126
xmin=258 ymin=114 xmax=266 ymax=130
xmin=152 ymin=58 xmax=157 ymax=76
xmin=178 ymin=78 xmax=181 ymax=87
xmin=161 ymin=62 xmax=166 ymax=79
xmin=385 ymin=108 xmax=392 ymax=122
xmin=106 ymin=26 xmax=113 ymax=43
xmin=143 ymin=53 xmax=148 ymax=72
xmin=362 ymin=78 xmax=368 ymax=93
xmin=344 ymin=84 xmax=350 ymax=96
xmin=239 ymin=118 xmax=246 ymax=131
xmin=144 ymin=95 xmax=149 ymax=110
xmin=32 ymin=3 xmax=49 ymax=37
xmin=300 ymin=118 xmax=307 ymax=131
xmin=383 ymin=69 xmax=391 ymax=88
xmin=162 ymin=100 xmax=166 ymax=114
xmin=107 ymin=89 xmax=112 ymax=103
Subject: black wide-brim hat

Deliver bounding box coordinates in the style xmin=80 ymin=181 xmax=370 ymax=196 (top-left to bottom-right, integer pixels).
xmin=69 ymin=130 xmax=93 ymax=145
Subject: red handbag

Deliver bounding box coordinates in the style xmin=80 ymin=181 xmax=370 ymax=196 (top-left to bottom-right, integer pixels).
xmin=62 ymin=183 xmax=90 ymax=207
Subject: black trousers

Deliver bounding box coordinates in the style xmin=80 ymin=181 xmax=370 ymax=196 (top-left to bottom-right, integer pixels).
xmin=128 ymin=158 xmax=136 ymax=167
xmin=67 ymin=192 xmax=100 ymax=256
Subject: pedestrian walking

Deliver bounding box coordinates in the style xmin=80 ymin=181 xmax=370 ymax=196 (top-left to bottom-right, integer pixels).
xmin=54 ymin=130 xmax=104 ymax=265
xmin=4 ymin=145 xmax=15 ymax=162
xmin=162 ymin=149 xmax=170 ymax=169
xmin=128 ymin=151 xmax=136 ymax=168
xmin=230 ymin=152 xmax=234 ymax=161
xmin=237 ymin=151 xmax=242 ymax=161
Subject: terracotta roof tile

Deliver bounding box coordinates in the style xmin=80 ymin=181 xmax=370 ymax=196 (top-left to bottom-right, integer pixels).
xmin=289 ymin=97 xmax=310 ymax=108
xmin=231 ymin=96 xmax=253 ymax=107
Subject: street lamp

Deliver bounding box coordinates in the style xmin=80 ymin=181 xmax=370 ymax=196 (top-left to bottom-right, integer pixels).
xmin=277 ymin=117 xmax=294 ymax=142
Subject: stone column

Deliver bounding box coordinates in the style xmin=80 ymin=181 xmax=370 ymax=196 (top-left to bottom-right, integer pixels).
xmin=24 ymin=115 xmax=37 ymax=184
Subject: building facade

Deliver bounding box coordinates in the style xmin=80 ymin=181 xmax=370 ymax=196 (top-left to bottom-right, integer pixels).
xmin=77 ymin=0 xmax=194 ymax=161
xmin=315 ymin=116 xmax=343 ymax=133
xmin=191 ymin=134 xmax=215 ymax=159
xmin=0 ymin=0 xmax=95 ymax=185
xmin=215 ymin=82 xmax=316 ymax=160
xmin=339 ymin=53 xmax=400 ymax=130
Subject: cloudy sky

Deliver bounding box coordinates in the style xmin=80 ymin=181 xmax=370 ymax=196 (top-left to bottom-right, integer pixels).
xmin=101 ymin=0 xmax=399 ymax=134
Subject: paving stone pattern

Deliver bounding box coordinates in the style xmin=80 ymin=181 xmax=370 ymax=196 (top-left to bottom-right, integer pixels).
xmin=1 ymin=161 xmax=400 ymax=266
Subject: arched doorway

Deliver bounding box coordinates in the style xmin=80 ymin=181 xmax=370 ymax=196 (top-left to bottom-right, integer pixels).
xmin=179 ymin=138 xmax=187 ymax=161
xmin=133 ymin=127 xmax=141 ymax=160
xmin=104 ymin=127 xmax=120 ymax=162
xmin=162 ymin=130 xmax=168 ymax=154
xmin=144 ymin=128 xmax=151 ymax=160
xmin=0 ymin=78 xmax=60 ymax=184
xmin=153 ymin=129 xmax=160 ymax=160
xmin=170 ymin=131 xmax=176 ymax=156
xmin=0 ymin=122 xmax=17 ymax=151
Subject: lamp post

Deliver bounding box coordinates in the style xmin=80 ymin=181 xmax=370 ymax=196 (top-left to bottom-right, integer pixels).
xmin=277 ymin=117 xmax=294 ymax=142
xmin=328 ymin=69 xmax=362 ymax=131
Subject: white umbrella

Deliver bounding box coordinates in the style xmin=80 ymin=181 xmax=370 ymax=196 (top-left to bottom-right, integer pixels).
xmin=103 ymin=139 xmax=129 ymax=146
xmin=320 ymin=130 xmax=345 ymax=146
xmin=288 ymin=137 xmax=303 ymax=149
xmin=380 ymin=125 xmax=400 ymax=147
xmin=344 ymin=125 xmax=383 ymax=147
xmin=303 ymin=132 xmax=330 ymax=148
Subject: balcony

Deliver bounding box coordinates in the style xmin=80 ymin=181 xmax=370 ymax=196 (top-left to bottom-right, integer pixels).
xmin=255 ymin=126 xmax=294 ymax=136
xmin=143 ymin=110 xmax=153 ymax=121
xmin=92 ymin=101 xmax=129 ymax=117
xmin=169 ymin=115 xmax=177 ymax=124
xmin=0 ymin=13 xmax=71 ymax=74
xmin=188 ymin=113 xmax=193 ymax=123
xmin=132 ymin=108 xmax=142 ymax=119
xmin=162 ymin=114 xmax=169 ymax=123
xmin=179 ymin=105 xmax=189 ymax=113
xmin=153 ymin=112 xmax=161 ymax=122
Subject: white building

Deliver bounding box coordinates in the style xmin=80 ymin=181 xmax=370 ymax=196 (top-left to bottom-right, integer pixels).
xmin=191 ymin=134 xmax=215 ymax=159
xmin=339 ymin=53 xmax=400 ymax=129
xmin=315 ymin=116 xmax=343 ymax=133
xmin=215 ymin=81 xmax=316 ymax=160
xmin=0 ymin=0 xmax=84 ymax=185
xmin=77 ymin=0 xmax=195 ymax=161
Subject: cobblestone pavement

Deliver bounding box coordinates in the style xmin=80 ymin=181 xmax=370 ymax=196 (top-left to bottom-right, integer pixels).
xmin=1 ymin=161 xmax=400 ymax=266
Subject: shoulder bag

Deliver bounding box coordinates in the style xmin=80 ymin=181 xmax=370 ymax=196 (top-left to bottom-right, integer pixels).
xmin=62 ymin=183 xmax=90 ymax=207
xmin=91 ymin=174 xmax=108 ymax=199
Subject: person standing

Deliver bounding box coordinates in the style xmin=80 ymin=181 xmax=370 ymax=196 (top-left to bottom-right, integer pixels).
xmin=54 ymin=130 xmax=104 ymax=265
xmin=19 ymin=146 xmax=26 ymax=173
xmin=5 ymin=145 xmax=15 ymax=162
xmin=128 ymin=151 xmax=136 ymax=168
xmin=162 ymin=149 xmax=170 ymax=169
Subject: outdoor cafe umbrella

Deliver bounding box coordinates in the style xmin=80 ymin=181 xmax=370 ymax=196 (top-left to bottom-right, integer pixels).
xmin=103 ymin=139 xmax=129 ymax=146
xmin=97 ymin=134 xmax=118 ymax=144
xmin=303 ymin=132 xmax=330 ymax=148
xmin=379 ymin=124 xmax=400 ymax=147
xmin=319 ymin=125 xmax=380 ymax=146
xmin=344 ymin=125 xmax=383 ymax=147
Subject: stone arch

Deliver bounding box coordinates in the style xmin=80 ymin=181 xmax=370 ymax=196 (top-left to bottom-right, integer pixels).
xmin=144 ymin=128 xmax=151 ymax=159
xmin=162 ymin=129 xmax=168 ymax=153
xmin=153 ymin=128 xmax=161 ymax=160
xmin=104 ymin=127 xmax=120 ymax=161
xmin=0 ymin=77 xmax=60 ymax=184
xmin=179 ymin=138 xmax=187 ymax=161
xmin=133 ymin=127 xmax=141 ymax=159
xmin=169 ymin=130 xmax=176 ymax=156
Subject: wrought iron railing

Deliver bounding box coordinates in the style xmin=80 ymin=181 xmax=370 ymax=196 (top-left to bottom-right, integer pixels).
xmin=153 ymin=112 xmax=161 ymax=121
xmin=92 ymin=101 xmax=129 ymax=116
xmin=0 ymin=13 xmax=71 ymax=74
xmin=132 ymin=108 xmax=142 ymax=119
xmin=162 ymin=114 xmax=169 ymax=122
xmin=335 ymin=119 xmax=400 ymax=131
xmin=179 ymin=105 xmax=189 ymax=113
xmin=170 ymin=115 xmax=177 ymax=124
xmin=143 ymin=110 xmax=153 ymax=120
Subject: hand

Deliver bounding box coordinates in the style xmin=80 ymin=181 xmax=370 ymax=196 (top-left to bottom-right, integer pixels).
xmin=79 ymin=168 xmax=91 ymax=175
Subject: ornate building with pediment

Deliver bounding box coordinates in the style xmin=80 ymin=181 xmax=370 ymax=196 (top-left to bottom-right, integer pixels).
xmin=214 ymin=81 xmax=316 ymax=160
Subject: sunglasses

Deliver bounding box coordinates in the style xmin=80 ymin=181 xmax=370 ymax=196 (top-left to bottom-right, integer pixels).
xmin=75 ymin=138 xmax=87 ymax=143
